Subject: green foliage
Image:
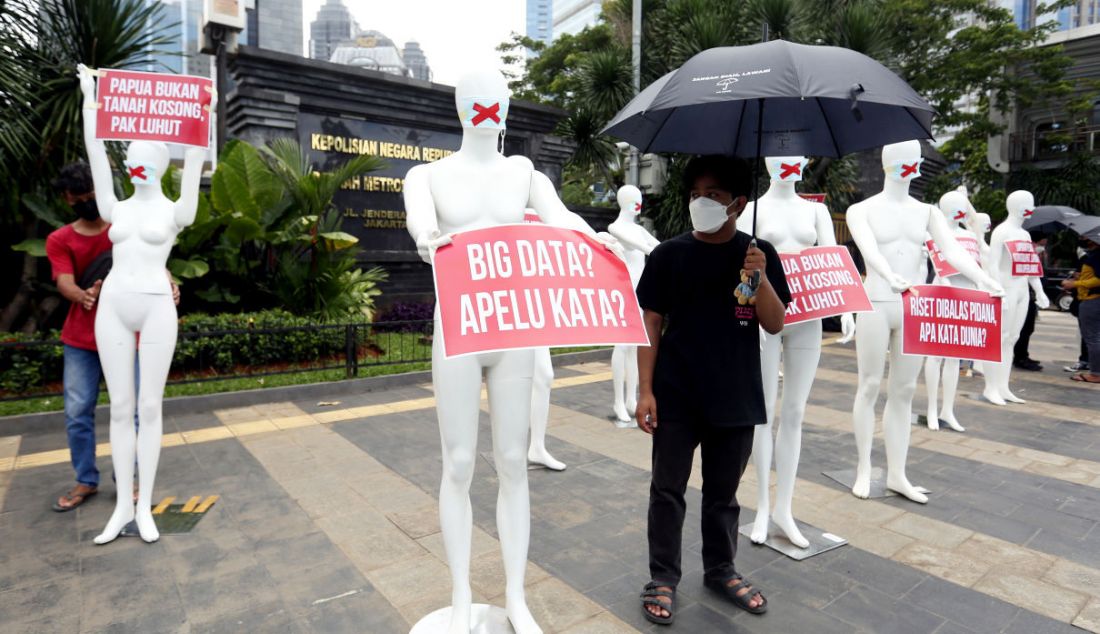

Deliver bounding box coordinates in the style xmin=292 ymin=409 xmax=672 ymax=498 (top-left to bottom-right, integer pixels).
xmin=0 ymin=331 xmax=63 ymax=394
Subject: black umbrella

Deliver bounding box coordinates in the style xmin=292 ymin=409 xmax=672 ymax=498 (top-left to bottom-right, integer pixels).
xmin=602 ymin=39 xmax=935 ymax=237
xmin=1023 ymin=205 xmax=1083 ymax=234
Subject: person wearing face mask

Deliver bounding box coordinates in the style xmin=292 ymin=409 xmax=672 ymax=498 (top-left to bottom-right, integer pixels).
xmin=1062 ymin=237 xmax=1100 ymax=383
xmin=634 ymin=155 xmax=790 ymax=624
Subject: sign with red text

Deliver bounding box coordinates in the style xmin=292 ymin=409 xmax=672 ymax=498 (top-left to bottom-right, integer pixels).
xmin=1004 ymin=240 xmax=1043 ymax=277
xmin=902 ymin=285 xmax=1001 ymax=362
xmin=927 ymin=236 xmax=982 ymax=279
xmin=779 ymin=246 xmax=873 ymax=325
xmin=95 ymin=69 xmax=213 ymax=147
xmin=432 ymin=224 xmax=648 ymax=358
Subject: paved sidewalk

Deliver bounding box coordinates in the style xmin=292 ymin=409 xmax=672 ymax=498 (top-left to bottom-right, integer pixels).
xmin=1 ymin=311 xmax=1098 ymax=633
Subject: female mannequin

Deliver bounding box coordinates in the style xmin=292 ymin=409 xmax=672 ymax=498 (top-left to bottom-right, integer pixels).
xmin=922 ymin=190 xmax=980 ymax=432
xmin=983 ymin=191 xmax=1050 ymax=405
xmin=404 ymin=69 xmax=616 ymax=634
xmin=77 ymin=64 xmax=209 ymax=543
xmin=845 ymin=141 xmax=1002 ymax=503
xmin=737 ymin=156 xmax=854 ymax=547
xmin=607 ymin=185 xmax=659 ymax=426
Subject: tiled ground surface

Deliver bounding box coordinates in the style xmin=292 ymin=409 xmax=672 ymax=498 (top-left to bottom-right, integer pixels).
xmin=1 ymin=311 xmax=1098 ymax=633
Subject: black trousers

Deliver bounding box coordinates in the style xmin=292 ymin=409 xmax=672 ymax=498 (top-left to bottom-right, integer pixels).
xmin=647 ymin=421 xmax=755 ymax=586
xmin=1014 ymin=294 xmax=1038 ymax=362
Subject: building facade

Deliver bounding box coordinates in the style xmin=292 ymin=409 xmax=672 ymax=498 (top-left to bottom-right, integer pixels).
xmin=526 ymin=0 xmax=553 ymax=48
xmin=553 ymin=0 xmax=603 ymax=39
xmin=402 ymin=42 xmax=432 ymax=82
xmin=308 ymin=0 xmax=432 ymax=81
xmin=999 ymin=0 xmax=1098 ymax=31
xmin=309 ymin=0 xmax=357 ymax=61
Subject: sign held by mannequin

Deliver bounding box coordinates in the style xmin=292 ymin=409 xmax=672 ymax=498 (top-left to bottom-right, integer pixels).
xmin=926 ymin=237 xmax=981 ymax=278
xmin=433 ymin=225 xmax=649 ymax=357
xmin=1004 ymin=240 xmax=1043 ymax=276
xmin=901 ymin=285 xmax=1001 ymax=362
xmin=778 ymin=246 xmax=872 ymax=325
xmin=94 ymin=69 xmax=213 ymax=148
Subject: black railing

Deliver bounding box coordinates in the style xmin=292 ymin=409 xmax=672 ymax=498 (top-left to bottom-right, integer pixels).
xmin=0 ymin=319 xmax=434 ymax=402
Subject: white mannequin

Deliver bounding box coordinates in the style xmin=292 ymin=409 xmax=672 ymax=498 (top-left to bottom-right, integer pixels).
xmin=845 ymin=141 xmax=1003 ymax=503
xmin=528 ymin=348 xmax=565 ymax=471
xmin=983 ymin=191 xmax=1050 ymax=405
xmin=737 ymin=156 xmax=855 ymax=547
xmin=77 ymin=64 xmax=208 ymax=543
xmin=607 ymin=185 xmax=659 ymax=425
xmin=922 ymin=190 xmax=978 ymax=432
xmin=404 ymin=69 xmax=616 ymax=634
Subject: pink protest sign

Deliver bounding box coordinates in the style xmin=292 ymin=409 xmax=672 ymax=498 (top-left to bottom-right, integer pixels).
xmin=95 ymin=69 xmax=213 ymax=148
xmin=927 ymin=236 xmax=982 ymax=279
xmin=778 ymin=246 xmax=873 ymax=325
xmin=798 ymin=193 xmax=826 ymax=204
xmin=1004 ymin=240 xmax=1043 ymax=277
xmin=432 ymin=224 xmax=649 ymax=358
xmin=901 ymin=285 xmax=1002 ymax=362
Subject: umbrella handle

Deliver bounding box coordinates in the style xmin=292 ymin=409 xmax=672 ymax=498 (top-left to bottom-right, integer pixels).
xmin=746 ymin=238 xmax=760 ymax=290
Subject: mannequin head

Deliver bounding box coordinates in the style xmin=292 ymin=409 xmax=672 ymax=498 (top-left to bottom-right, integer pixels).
xmin=881 ymin=140 xmax=923 ymax=182
xmin=938 ymin=190 xmax=970 ymax=228
xmin=454 ymin=70 xmax=510 ymax=136
xmin=765 ymin=156 xmax=808 ymax=182
xmin=975 ymin=212 xmax=992 ymax=235
xmin=617 ymin=185 xmax=642 ymax=217
xmin=124 ymin=141 xmax=169 ymax=189
xmin=1006 ymin=190 xmax=1035 ymax=223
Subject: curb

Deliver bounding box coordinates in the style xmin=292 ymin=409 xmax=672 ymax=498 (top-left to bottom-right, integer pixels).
xmin=2 ymin=348 xmax=613 ymax=425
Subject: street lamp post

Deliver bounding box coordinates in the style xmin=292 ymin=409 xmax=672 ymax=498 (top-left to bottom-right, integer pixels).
xmin=628 ymin=0 xmax=641 ymax=187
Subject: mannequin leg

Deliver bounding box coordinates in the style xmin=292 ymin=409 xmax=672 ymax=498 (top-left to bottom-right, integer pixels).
xmin=93 ymin=302 xmax=138 ymax=545
xmin=611 ymin=345 xmax=631 ymax=422
xmin=750 ymin=329 xmax=781 ymax=544
xmin=486 ymin=350 xmax=540 ymax=634
xmin=883 ymin=316 xmax=928 ymax=504
xmin=132 ymin=296 xmax=177 ymax=542
xmin=923 ymin=356 xmax=942 ymax=430
xmin=772 ymin=321 xmax=820 ymax=548
xmin=852 ymin=308 xmax=889 ymax=499
xmin=938 ymin=358 xmax=965 ymax=432
xmin=431 ymin=334 xmax=482 ymax=634
xmin=527 ymin=348 xmax=565 ymax=471
xmin=999 ymin=294 xmax=1029 ymax=403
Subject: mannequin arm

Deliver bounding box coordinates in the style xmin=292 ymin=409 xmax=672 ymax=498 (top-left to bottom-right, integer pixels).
xmin=529 ymin=171 xmax=596 ymax=237
xmin=609 ymin=224 xmax=654 ymax=254
xmin=77 ymin=65 xmax=117 ymax=222
xmin=929 ymin=208 xmax=1000 ymax=294
xmin=403 ymin=164 xmax=450 ymax=263
xmin=1029 ymin=276 xmax=1049 ymax=308
xmin=814 ymin=204 xmax=837 ymax=247
xmin=846 ymin=204 xmax=909 ymax=291
xmin=174 ymin=146 xmax=205 ymax=228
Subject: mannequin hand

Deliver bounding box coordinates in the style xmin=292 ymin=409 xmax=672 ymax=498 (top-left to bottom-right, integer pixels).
xmin=980 ymin=277 xmax=1005 ymax=298
xmin=887 ymin=273 xmax=912 ymax=293
xmin=415 ymin=230 xmax=452 ymax=264
xmin=81 ymin=279 xmax=103 ymax=311
xmin=206 ymin=85 xmax=218 ymax=107
xmin=595 ymin=232 xmax=625 ymax=260
xmin=839 ymin=313 xmax=856 ymax=343
xmin=1035 ymin=292 xmax=1050 ymax=309
xmin=76 ymin=64 xmax=96 ymax=103
xmin=636 ymin=392 xmax=657 ymax=434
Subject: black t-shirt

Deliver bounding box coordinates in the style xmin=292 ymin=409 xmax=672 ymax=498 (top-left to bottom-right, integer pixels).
xmin=636 ymin=230 xmax=791 ymax=427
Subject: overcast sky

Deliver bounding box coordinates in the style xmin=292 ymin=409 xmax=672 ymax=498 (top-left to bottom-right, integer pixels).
xmin=301 ymin=0 xmax=527 ymax=87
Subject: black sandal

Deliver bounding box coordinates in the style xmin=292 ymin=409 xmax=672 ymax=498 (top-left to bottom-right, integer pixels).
xmin=52 ymin=485 xmax=97 ymax=512
xmin=640 ymin=581 xmax=676 ymax=625
xmin=705 ymin=574 xmax=768 ymax=615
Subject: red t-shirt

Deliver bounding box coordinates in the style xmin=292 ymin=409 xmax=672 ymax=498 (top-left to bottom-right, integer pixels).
xmin=45 ymin=224 xmax=112 ymax=351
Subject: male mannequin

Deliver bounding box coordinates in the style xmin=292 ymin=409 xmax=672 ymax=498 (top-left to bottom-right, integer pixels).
xmin=607 ymin=185 xmax=659 ymax=426
xmin=922 ymin=190 xmax=980 ymax=432
xmin=404 ymin=69 xmax=616 ymax=634
xmin=77 ymin=64 xmax=208 ymax=543
xmin=845 ymin=141 xmax=1003 ymax=503
xmin=983 ymin=191 xmax=1050 ymax=404
xmin=737 ymin=156 xmax=855 ymax=547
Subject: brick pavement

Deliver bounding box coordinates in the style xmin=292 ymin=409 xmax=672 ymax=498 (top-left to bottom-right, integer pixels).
xmin=0 ymin=311 xmax=1097 ymax=632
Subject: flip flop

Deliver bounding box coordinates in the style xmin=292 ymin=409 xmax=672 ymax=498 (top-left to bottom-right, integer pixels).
xmin=1071 ymin=373 xmax=1100 ymax=384
xmin=52 ymin=486 xmax=97 ymax=512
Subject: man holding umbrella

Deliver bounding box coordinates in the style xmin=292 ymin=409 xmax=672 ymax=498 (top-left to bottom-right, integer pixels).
xmin=635 ymin=155 xmax=790 ymax=623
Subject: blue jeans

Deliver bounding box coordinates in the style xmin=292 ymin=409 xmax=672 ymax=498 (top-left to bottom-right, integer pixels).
xmin=63 ymin=345 xmax=137 ymax=487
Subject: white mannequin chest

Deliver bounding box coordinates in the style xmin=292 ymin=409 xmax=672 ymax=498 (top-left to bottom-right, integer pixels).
xmin=427 ymin=154 xmax=533 ymax=233
xmin=746 ymin=198 xmax=821 ymax=252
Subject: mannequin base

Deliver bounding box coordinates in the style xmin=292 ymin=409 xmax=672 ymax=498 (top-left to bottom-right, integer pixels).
xmin=967 ymin=392 xmax=1024 ymax=405
xmin=739 ymin=520 xmax=847 ymax=561
xmin=410 ymin=604 xmax=512 ymax=634
xmin=912 ymin=414 xmax=965 ymax=432
xmin=607 ymin=414 xmax=638 ymax=429
xmin=822 ymin=468 xmax=932 ymax=499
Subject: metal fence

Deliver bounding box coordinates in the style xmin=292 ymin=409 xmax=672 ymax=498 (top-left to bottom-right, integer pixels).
xmin=0 ymin=319 xmax=434 ymax=402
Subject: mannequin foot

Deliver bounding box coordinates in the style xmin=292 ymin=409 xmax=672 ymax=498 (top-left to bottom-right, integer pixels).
xmin=612 ymin=401 xmax=631 ymax=423
xmin=886 ymin=474 xmax=928 ymax=504
xmin=1003 ymin=391 xmax=1026 ymax=404
xmin=940 ymin=413 xmax=965 ymax=433
xmin=982 ymin=388 xmax=1007 ymax=406
xmin=506 ymin=594 xmax=543 ymax=634
xmin=626 ymin=398 xmax=637 ymax=414
xmin=528 ymin=448 xmax=566 ymax=471
xmin=134 ymin=506 xmax=159 ymax=543
xmin=447 ymin=593 xmax=471 ymax=634
xmin=773 ymin=511 xmax=810 ymax=549
xmin=749 ymin=512 xmax=770 ymax=545
xmin=93 ymin=504 xmax=135 ymax=545
xmin=926 ymin=414 xmax=940 ymax=431
xmin=852 ymin=467 xmax=871 ymax=499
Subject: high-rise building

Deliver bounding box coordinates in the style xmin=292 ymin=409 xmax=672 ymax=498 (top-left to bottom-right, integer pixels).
xmin=310 ymin=0 xmax=358 ymax=61
xmin=527 ymin=0 xmax=553 ymax=47
xmin=553 ymin=0 xmax=603 ymax=39
xmin=329 ymin=31 xmax=408 ymax=75
xmin=402 ymin=41 xmax=432 ymax=82
xmin=253 ymin=0 xmax=303 ymax=56
xmin=998 ymin=0 xmax=1097 ymax=31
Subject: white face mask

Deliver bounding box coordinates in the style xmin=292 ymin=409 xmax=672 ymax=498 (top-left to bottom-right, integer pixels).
xmin=689 ymin=197 xmax=735 ymax=233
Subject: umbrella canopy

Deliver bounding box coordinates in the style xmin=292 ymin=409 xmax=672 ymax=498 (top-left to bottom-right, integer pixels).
xmin=1023 ymin=205 xmax=1083 ymax=233
xmin=1066 ymin=215 xmax=1100 ymax=242
xmin=602 ymin=39 xmax=935 ymax=157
